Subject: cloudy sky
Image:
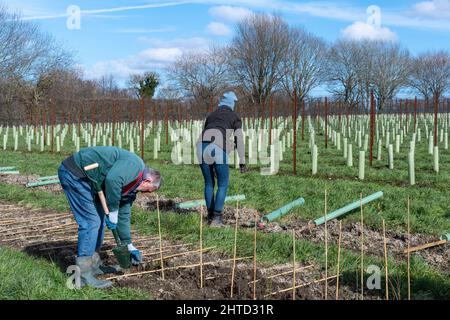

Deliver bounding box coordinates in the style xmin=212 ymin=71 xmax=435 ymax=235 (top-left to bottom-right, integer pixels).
xmin=3 ymin=0 xmax=450 ymax=83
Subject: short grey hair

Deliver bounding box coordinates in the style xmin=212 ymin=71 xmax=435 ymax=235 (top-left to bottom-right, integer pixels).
xmin=143 ymin=167 xmax=163 ymax=190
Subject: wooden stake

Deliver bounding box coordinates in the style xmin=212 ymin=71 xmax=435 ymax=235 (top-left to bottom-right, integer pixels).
xmin=199 ymin=205 xmax=204 ymax=289
xmin=383 ymin=219 xmax=389 ymax=300
xmin=360 ymin=192 xmax=364 ymax=300
xmin=156 ymin=194 xmax=165 ymax=280
xmin=230 ymin=200 xmax=239 ymax=298
xmin=336 ymin=220 xmax=342 ymax=300
xmin=324 ymin=189 xmax=328 ymax=300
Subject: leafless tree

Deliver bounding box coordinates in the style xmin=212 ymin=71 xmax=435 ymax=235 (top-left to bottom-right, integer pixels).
xmin=327 ymin=40 xmax=361 ymax=108
xmin=228 ymin=13 xmax=290 ymax=114
xmin=281 ymin=26 xmax=327 ymax=101
xmin=371 ymin=42 xmax=411 ymax=110
xmin=409 ymin=50 xmax=450 ymax=102
xmin=166 ymin=44 xmax=229 ymax=108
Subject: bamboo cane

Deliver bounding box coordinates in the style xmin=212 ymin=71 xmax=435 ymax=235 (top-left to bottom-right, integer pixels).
xmin=360 ymin=193 xmax=364 ymax=300
xmin=383 ymin=219 xmax=389 ymax=300
xmin=407 ymin=197 xmax=411 ymax=300
xmin=253 ymin=210 xmax=257 ymax=300
xmin=248 ymin=265 xmax=313 ymax=284
xmin=264 ymin=275 xmax=339 ymax=297
xmin=403 ymin=239 xmax=447 ymax=253
xmin=144 ymin=247 xmax=215 ymax=263
xmin=292 ymin=229 xmax=296 ymax=300
xmin=230 ymin=200 xmax=239 ymax=298
xmin=324 ymin=189 xmax=328 ymax=300
xmin=336 ymin=220 xmax=342 ymax=300
xmin=107 ymin=257 xmax=252 ymax=281
xmin=199 ymin=205 xmax=203 ymax=289
xmin=156 ymin=194 xmax=165 ymax=280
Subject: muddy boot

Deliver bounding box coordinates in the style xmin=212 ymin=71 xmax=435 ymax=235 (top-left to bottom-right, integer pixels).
xmin=210 ymin=213 xmax=225 ymax=228
xmin=76 ymin=256 xmax=113 ymax=289
xmin=207 ymin=209 xmax=215 ymax=225
xmin=92 ymin=252 xmax=121 ymax=276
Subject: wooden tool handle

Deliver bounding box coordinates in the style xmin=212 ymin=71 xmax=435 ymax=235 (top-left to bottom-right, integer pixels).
xmin=84 ymin=163 xmax=99 ymax=171
xmin=98 ymin=191 xmax=110 ymax=215
xmin=403 ymin=239 xmax=447 ymax=254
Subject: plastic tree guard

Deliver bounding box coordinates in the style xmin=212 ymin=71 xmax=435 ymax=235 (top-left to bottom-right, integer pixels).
xmin=261 ymin=198 xmax=305 ymax=222
xmin=312 ymin=191 xmax=383 ymax=226
xmin=0 ymin=171 xmax=19 ymax=175
xmin=175 ymin=195 xmax=246 ymax=209
xmin=26 ymin=179 xmax=60 ymax=188
xmin=38 ymin=175 xmax=59 ymax=181
xmin=440 ymin=233 xmax=450 ymax=241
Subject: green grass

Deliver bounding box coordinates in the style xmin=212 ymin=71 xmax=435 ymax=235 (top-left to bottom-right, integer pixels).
xmin=1 ymin=127 xmax=450 ymax=236
xmin=1 ymin=121 xmax=450 ymax=299
xmin=0 ymin=183 xmax=448 ymax=299
xmin=0 ymin=247 xmax=149 ymax=300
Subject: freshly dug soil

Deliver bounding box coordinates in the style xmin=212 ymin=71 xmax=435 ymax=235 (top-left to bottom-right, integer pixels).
xmin=135 ymin=194 xmax=449 ymax=274
xmin=0 ymin=201 xmax=384 ymax=300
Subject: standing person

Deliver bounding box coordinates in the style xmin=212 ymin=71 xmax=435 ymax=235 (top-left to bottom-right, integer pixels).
xmin=58 ymin=146 xmax=163 ymax=288
xmin=197 ymin=92 xmax=246 ymax=227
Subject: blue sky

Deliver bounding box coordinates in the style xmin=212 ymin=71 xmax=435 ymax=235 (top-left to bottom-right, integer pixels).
xmin=3 ymin=0 xmax=450 ymax=85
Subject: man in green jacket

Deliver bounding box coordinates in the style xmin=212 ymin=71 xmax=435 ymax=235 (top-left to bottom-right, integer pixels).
xmin=58 ymin=146 xmax=163 ymax=288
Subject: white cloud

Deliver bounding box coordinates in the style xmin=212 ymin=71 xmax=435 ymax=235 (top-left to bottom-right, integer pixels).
xmin=208 ymin=5 xmax=252 ymax=22
xmin=413 ymin=0 xmax=450 ymax=19
xmin=84 ymin=37 xmax=210 ymax=80
xmin=137 ymin=36 xmax=210 ymax=51
xmin=341 ymin=21 xmax=398 ymax=42
xmin=205 ymin=22 xmax=232 ymax=36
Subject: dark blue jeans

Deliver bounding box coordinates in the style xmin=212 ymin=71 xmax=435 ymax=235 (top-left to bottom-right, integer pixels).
xmin=58 ymin=163 xmax=106 ymax=257
xmin=197 ymin=142 xmax=229 ymax=215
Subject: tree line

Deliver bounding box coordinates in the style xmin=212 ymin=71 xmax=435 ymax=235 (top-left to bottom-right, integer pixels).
xmin=1 ymin=6 xmax=450 ymax=125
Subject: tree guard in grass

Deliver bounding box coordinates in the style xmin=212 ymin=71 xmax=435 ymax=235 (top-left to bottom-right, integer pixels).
xmin=26 ymin=179 xmax=60 ymax=188
xmin=174 ymin=195 xmax=246 ymax=209
xmin=440 ymin=233 xmax=450 ymax=241
xmin=347 ymin=144 xmax=353 ymax=167
xmin=433 ymin=146 xmax=439 ymax=173
xmin=388 ymin=144 xmax=394 ymax=169
xmin=343 ymin=138 xmax=348 ymax=159
xmin=358 ymin=151 xmax=365 ymax=180
xmin=311 ymin=191 xmax=383 ymax=227
xmin=408 ymin=152 xmax=415 ymax=186
xmin=0 ymin=167 xmax=16 ymax=171
xmin=261 ymin=197 xmax=305 ymax=223
xmin=312 ymin=145 xmax=318 ymax=175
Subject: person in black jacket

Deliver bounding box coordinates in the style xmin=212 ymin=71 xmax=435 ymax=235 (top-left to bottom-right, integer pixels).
xmin=197 ymin=91 xmax=246 ymax=227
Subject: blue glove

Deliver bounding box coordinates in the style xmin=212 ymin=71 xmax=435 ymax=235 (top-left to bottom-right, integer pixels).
xmin=128 ymin=244 xmax=142 ymax=266
xmin=105 ymin=210 xmax=118 ymax=230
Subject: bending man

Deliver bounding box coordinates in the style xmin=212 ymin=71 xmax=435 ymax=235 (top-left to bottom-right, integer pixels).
xmin=58 ymin=146 xmax=163 ymax=288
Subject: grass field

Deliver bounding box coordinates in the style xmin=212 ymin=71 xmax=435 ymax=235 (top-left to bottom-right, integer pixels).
xmin=0 ymin=118 xmax=449 ymax=300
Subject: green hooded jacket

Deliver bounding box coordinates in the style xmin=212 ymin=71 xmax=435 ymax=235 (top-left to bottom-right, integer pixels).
xmin=73 ymin=146 xmax=145 ymax=244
